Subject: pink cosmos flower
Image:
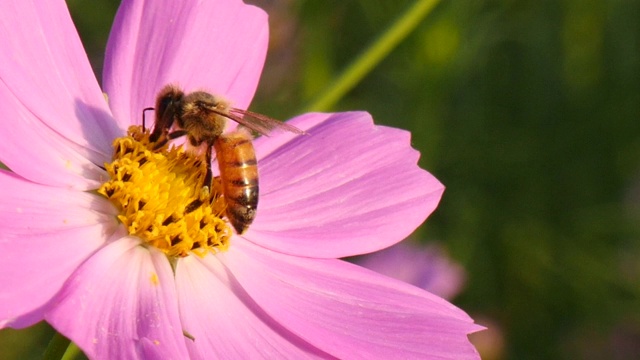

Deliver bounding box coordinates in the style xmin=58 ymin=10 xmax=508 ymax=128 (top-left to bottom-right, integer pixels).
xmin=0 ymin=0 xmax=482 ymax=358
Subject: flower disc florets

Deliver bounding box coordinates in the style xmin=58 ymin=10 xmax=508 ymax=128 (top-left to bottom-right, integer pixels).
xmin=98 ymin=126 xmax=231 ymax=257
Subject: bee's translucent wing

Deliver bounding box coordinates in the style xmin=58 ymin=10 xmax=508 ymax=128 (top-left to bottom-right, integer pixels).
xmin=226 ymin=108 xmax=307 ymax=136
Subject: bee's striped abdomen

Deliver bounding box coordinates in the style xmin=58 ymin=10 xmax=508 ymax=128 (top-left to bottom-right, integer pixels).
xmin=214 ymin=131 xmax=258 ymax=234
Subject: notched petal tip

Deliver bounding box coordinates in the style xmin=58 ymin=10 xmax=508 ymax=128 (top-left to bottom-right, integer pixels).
xmin=222 ymin=240 xmax=481 ymax=359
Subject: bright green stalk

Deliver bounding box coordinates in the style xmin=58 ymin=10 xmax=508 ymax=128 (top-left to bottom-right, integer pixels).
xmin=300 ymin=0 xmax=441 ymax=113
xmin=43 ymin=332 xmax=70 ymax=360
xmin=43 ymin=332 xmax=83 ymax=360
xmin=60 ymin=342 xmax=83 ymax=360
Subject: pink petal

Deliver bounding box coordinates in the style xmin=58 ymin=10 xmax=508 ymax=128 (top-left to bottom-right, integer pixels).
xmin=0 ymin=82 xmax=107 ymax=190
xmin=103 ymin=0 xmax=269 ymax=128
xmin=0 ymin=170 xmax=116 ymax=232
xmin=46 ymin=237 xmax=189 ymax=360
xmin=246 ymin=112 xmax=444 ymax=258
xmin=0 ymin=0 xmax=121 ymax=159
xmin=0 ymin=171 xmax=118 ymax=328
xmin=174 ymin=256 xmax=328 ymax=358
xmin=221 ymin=239 xmax=482 ymax=359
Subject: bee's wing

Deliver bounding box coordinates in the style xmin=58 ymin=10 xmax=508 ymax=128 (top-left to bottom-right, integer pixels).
xmin=226 ymin=108 xmax=307 ymax=136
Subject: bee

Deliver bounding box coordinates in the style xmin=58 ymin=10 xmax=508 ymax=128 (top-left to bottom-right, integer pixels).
xmin=148 ymin=84 xmax=305 ymax=234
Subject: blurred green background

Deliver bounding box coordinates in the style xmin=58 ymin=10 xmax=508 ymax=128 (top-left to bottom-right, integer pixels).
xmin=2 ymin=0 xmax=639 ymax=359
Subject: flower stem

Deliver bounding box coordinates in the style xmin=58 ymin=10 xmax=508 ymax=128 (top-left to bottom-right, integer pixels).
xmin=61 ymin=342 xmax=83 ymax=360
xmin=300 ymin=0 xmax=441 ymax=113
xmin=42 ymin=331 xmax=70 ymax=360
xmin=43 ymin=331 xmax=83 ymax=360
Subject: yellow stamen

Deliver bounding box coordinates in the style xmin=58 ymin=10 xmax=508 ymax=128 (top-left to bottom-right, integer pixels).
xmin=98 ymin=126 xmax=231 ymax=257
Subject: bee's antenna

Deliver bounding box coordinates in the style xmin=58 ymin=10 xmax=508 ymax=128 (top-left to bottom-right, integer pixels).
xmin=142 ymin=107 xmax=155 ymax=131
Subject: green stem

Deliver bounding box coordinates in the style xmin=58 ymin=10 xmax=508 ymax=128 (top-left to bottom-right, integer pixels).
xmin=300 ymin=0 xmax=441 ymax=113
xmin=43 ymin=332 xmax=70 ymax=360
xmin=61 ymin=342 xmax=83 ymax=360
xmin=43 ymin=332 xmax=83 ymax=360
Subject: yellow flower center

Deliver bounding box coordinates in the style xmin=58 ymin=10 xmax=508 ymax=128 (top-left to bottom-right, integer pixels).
xmin=98 ymin=125 xmax=231 ymax=257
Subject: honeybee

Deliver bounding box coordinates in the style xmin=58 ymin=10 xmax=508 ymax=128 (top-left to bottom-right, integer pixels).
xmin=148 ymin=84 xmax=305 ymax=234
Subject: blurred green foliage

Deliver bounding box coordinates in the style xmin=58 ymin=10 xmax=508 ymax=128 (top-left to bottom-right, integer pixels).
xmin=2 ymin=0 xmax=639 ymax=359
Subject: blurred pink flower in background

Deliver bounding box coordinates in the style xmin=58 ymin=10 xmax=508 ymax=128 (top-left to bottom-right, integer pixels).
xmin=0 ymin=0 xmax=482 ymax=358
xmin=355 ymin=241 xmax=467 ymax=299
